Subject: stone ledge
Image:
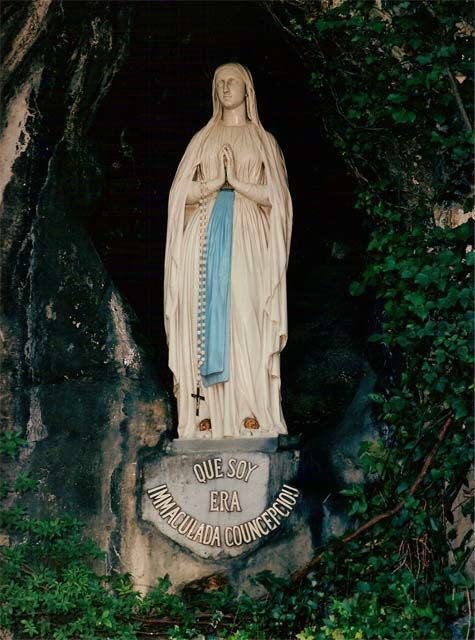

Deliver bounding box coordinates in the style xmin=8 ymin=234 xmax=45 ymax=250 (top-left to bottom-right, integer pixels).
xmin=165 ymin=436 xmax=279 ymax=455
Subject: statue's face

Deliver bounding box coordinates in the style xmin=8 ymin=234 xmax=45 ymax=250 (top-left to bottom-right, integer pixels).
xmin=215 ymin=68 xmax=246 ymax=111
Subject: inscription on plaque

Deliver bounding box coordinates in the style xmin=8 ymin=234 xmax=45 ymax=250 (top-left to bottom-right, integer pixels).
xmin=193 ymin=457 xmax=259 ymax=483
xmin=209 ymin=491 xmax=242 ymax=512
xmin=146 ymin=455 xmax=299 ymax=550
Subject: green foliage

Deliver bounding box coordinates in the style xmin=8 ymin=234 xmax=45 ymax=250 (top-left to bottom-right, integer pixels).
xmin=0 ymin=515 xmax=139 ymax=638
xmin=264 ymin=0 xmax=474 ymax=637
xmin=0 ymin=430 xmax=27 ymax=458
xmin=1 ymin=1 xmax=473 ymax=638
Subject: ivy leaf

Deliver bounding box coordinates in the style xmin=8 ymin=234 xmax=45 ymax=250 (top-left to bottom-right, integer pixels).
xmin=387 ymin=93 xmax=407 ymax=104
xmin=350 ymin=281 xmax=365 ymax=296
xmin=415 ymin=53 xmax=433 ymax=64
xmin=414 ymin=272 xmax=431 ymax=287
xmin=390 ymin=109 xmax=417 ymax=124
xmin=451 ymin=397 xmax=469 ymax=420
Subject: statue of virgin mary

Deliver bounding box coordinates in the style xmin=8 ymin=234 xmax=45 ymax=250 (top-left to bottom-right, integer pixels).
xmin=164 ymin=63 xmax=293 ymax=439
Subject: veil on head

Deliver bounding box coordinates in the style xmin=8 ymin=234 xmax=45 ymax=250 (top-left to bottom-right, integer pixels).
xmin=209 ymin=62 xmax=261 ymax=127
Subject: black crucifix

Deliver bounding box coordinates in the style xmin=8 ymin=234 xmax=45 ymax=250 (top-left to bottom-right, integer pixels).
xmin=191 ymin=385 xmax=205 ymax=416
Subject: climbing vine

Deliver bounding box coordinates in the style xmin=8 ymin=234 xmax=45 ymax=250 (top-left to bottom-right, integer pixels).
xmin=1 ymin=1 xmax=473 ymax=638
xmin=264 ymin=0 xmax=474 ymax=638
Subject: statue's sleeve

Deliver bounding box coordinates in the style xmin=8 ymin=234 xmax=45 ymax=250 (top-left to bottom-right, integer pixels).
xmin=261 ymin=130 xmax=293 ymax=376
xmin=164 ymin=131 xmax=201 ymax=355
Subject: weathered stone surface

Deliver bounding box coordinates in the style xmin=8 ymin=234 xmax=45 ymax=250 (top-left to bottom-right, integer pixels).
xmin=296 ymin=364 xmax=380 ymax=548
xmin=0 ymin=1 xmax=167 ymax=577
xmin=449 ymin=467 xmax=475 ymax=580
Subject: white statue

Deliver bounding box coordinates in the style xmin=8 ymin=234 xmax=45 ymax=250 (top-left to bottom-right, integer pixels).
xmin=165 ymin=63 xmax=293 ymax=439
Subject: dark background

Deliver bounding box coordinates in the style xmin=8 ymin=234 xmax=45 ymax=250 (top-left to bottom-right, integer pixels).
xmin=87 ymin=1 xmax=369 ymax=436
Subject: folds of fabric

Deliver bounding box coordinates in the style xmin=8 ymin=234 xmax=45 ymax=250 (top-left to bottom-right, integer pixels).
xmin=201 ymin=189 xmax=235 ymax=387
xmin=164 ymin=64 xmax=293 ymax=438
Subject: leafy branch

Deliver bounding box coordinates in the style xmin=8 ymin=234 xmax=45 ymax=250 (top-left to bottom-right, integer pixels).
xmin=292 ymin=415 xmax=453 ymax=582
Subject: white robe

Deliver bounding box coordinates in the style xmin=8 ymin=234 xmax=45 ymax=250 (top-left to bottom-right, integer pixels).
xmin=165 ymin=119 xmax=292 ymax=439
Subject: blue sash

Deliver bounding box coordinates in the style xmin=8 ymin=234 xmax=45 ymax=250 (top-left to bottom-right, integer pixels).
xmin=200 ymin=189 xmax=234 ymax=387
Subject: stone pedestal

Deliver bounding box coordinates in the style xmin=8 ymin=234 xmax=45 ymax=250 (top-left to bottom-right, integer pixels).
xmin=141 ymin=437 xmax=301 ymax=560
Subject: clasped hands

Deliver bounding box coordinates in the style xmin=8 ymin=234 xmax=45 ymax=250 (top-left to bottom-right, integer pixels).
xmin=215 ymin=143 xmax=270 ymax=207
xmin=217 ymin=144 xmax=236 ymax=189
xmin=186 ymin=144 xmax=270 ymax=207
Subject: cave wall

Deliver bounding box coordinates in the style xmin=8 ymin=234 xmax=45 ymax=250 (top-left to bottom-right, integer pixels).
xmin=0 ymin=0 xmax=171 ymax=576
xmin=0 ymin=0 xmax=380 ymax=593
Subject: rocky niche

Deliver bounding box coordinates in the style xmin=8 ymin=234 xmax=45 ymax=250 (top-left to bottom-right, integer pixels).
xmin=0 ymin=1 xmax=375 ymax=594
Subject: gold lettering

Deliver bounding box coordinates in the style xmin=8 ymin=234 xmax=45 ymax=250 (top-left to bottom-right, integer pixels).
xmin=170 ymin=511 xmax=186 ymax=529
xmin=226 ymin=458 xmax=237 ymax=479
xmin=220 ymin=491 xmax=230 ymax=512
xmin=255 ymin=516 xmax=268 ymax=535
xmin=193 ymin=464 xmax=206 ymax=483
xmin=203 ymin=524 xmax=214 ymax=545
xmin=224 ymin=527 xmax=234 ymax=546
xmin=213 ymin=458 xmax=224 ymax=478
xmin=232 ymin=525 xmax=242 ymax=545
xmin=247 ymin=519 xmax=263 ymax=540
xmin=162 ymin=506 xmax=180 ymax=523
xmin=210 ymin=526 xmax=221 ymax=547
xmin=235 ymin=460 xmax=247 ymax=480
xmin=147 ymin=484 xmax=167 ymax=498
xmin=209 ymin=490 xmax=219 ymax=512
xmin=266 ymin=506 xmax=281 ymax=526
xmin=186 ymin=519 xmax=198 ymax=540
xmin=243 ymin=461 xmax=259 ymax=482
xmin=229 ymin=491 xmax=242 ymax=512
xmin=178 ymin=515 xmax=193 ymax=535
xmin=261 ymin=512 xmax=277 ymax=531
xmin=192 ymin=523 xmax=205 ymax=543
xmin=283 ymin=484 xmax=300 ymax=496
xmin=240 ymin=522 xmax=252 ymax=544
xmin=274 ymin=503 xmax=290 ymax=518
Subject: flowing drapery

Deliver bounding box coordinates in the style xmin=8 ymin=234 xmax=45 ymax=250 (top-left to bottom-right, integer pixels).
xmin=164 ymin=64 xmax=293 ymax=439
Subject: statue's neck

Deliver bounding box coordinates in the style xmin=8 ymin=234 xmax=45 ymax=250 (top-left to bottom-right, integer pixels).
xmin=221 ymin=102 xmax=247 ymax=126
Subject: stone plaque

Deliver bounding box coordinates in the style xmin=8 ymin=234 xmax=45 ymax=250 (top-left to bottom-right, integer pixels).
xmin=142 ymin=443 xmax=300 ymax=559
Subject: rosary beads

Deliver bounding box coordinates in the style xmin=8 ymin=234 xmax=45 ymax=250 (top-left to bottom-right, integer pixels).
xmin=193 ymin=177 xmax=209 ymax=417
